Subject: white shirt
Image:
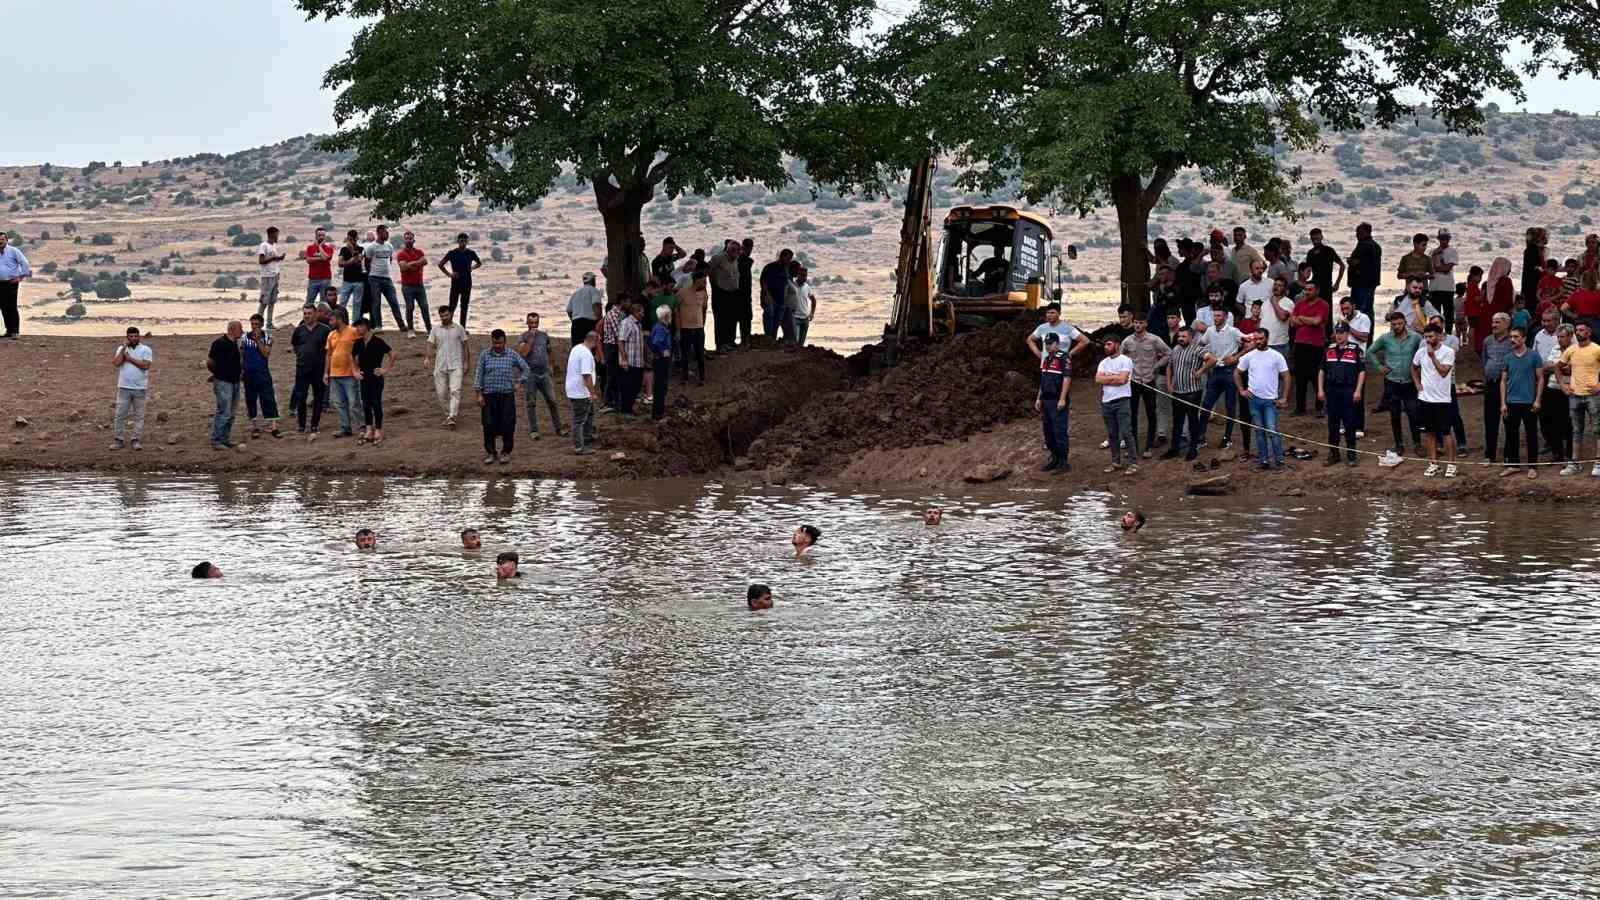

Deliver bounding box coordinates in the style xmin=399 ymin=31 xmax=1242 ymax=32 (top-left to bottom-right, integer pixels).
xmin=1237 ymin=347 xmax=1289 ymax=400
xmin=427 ymin=323 xmax=468 ymax=373
xmin=116 ymin=343 xmax=152 ymax=391
xmin=1097 ymin=354 xmax=1134 ymax=402
xmin=1391 ymin=294 xmax=1440 ymax=326
xmin=567 ymin=285 xmax=603 ymax=321
xmin=1031 ymin=321 xmax=1082 ymax=346
xmin=1345 ymin=310 xmax=1373 ymax=345
xmin=787 ymin=281 xmax=813 ymax=320
xmin=1412 ymin=343 xmax=1456 ymax=403
xmin=363 ymin=240 xmax=394 ymax=279
xmin=257 ymin=242 xmax=281 ymax=278
xmin=1540 ymin=335 xmax=1564 ymax=389
xmin=1198 ymin=326 xmax=1245 ymax=364
xmin=565 ymin=344 xmax=597 ymax=399
xmin=1236 ymin=277 xmax=1272 ymax=310
xmin=1192 ymin=306 xmax=1235 ymax=333
xmin=1429 ymin=245 xmax=1458 ymax=293
xmin=1259 ymin=295 xmax=1294 ymax=346
xmin=1534 ymin=328 xmax=1560 ymax=366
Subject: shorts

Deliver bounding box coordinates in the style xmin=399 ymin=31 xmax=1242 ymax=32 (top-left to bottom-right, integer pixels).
xmin=1418 ymin=401 xmax=1454 ymax=439
xmin=1569 ymin=393 xmax=1600 ymax=436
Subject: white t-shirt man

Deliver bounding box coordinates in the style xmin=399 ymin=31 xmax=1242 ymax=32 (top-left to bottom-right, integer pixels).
xmin=1193 ymin=305 xmax=1235 ymax=334
xmin=1097 ymin=354 xmax=1134 ymax=402
xmin=1345 ymin=310 xmax=1373 ymax=346
xmin=1236 ymin=277 xmax=1272 ymax=310
xmin=1413 ymin=343 xmax=1456 ymax=403
xmin=1198 ymin=325 xmax=1245 ymax=363
xmin=427 ymin=323 xmax=468 ymax=373
xmin=565 ymin=343 xmax=597 ymax=399
xmin=1031 ymin=321 xmax=1082 ymax=346
xmin=1534 ymin=327 xmax=1560 ymax=365
xmin=258 ymin=242 xmax=281 ymax=279
xmin=1429 ymin=245 xmax=1458 ymax=293
xmin=1259 ymin=296 xmax=1293 ymax=346
xmin=116 ymin=344 xmax=153 ymax=391
xmin=363 ymin=240 xmax=394 ymax=279
xmin=1237 ymin=347 xmax=1289 ymax=400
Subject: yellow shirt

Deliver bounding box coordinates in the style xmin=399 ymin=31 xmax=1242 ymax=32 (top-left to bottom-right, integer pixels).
xmin=1561 ymin=342 xmax=1600 ymax=396
xmin=326 ymin=327 xmax=360 ymax=377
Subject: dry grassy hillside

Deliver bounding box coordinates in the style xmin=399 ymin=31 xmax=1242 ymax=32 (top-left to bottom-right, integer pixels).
xmin=2 ymin=110 xmax=1597 ymax=347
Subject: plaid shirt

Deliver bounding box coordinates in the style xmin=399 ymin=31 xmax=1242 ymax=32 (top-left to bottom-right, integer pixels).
xmin=473 ymin=347 xmax=531 ymax=394
xmin=619 ymin=316 xmax=644 ymax=367
xmin=1165 ymin=341 xmax=1208 ymax=394
xmin=603 ymin=305 xmax=626 ymax=345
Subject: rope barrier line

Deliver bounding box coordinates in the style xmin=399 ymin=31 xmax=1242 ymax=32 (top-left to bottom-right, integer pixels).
xmin=1129 ymin=377 xmax=1593 ymax=470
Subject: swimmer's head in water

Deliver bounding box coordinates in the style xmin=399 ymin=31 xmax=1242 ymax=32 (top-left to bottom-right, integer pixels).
xmin=460 ymin=528 xmax=481 ymax=550
xmin=923 ymin=508 xmax=943 ymax=525
xmin=747 ymin=583 xmax=773 ymax=610
xmin=191 ymin=561 xmax=222 ymax=579
xmin=793 ymin=524 xmax=821 ymax=550
xmin=495 ymin=551 xmax=519 ymax=579
xmin=355 ymin=528 xmax=377 ymax=549
xmin=1120 ymin=510 xmax=1146 ymax=532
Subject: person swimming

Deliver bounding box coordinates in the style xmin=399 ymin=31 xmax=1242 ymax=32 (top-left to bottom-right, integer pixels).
xmin=1120 ymin=510 xmax=1146 ymax=532
xmin=355 ymin=528 xmax=377 ymax=550
xmin=747 ymin=583 xmax=773 ymax=610
xmin=495 ymin=551 xmax=522 ymax=579
xmin=190 ymin=561 xmax=223 ymax=579
xmin=461 ymin=528 xmax=481 ymax=550
xmin=792 ymin=524 xmax=821 ymax=558
xmin=923 ymin=508 xmax=943 ymax=526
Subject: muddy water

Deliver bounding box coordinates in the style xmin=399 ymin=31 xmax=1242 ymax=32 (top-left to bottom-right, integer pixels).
xmin=2 ymin=473 xmax=1597 ymax=898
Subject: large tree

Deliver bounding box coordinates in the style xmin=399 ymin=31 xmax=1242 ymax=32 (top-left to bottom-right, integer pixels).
xmin=297 ymin=0 xmax=872 ymax=296
xmin=807 ymin=0 xmax=1526 ymax=313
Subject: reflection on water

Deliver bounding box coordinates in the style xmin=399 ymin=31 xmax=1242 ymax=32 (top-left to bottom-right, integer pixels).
xmin=2 ymin=473 xmax=1598 ymax=898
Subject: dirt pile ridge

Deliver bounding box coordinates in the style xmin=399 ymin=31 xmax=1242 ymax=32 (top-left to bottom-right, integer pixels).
xmin=749 ymin=320 xmax=1042 ymax=476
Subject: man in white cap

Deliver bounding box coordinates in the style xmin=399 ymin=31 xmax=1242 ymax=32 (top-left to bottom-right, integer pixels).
xmin=1428 ymin=227 xmax=1459 ymax=327
xmin=567 ymin=272 xmax=603 ymax=348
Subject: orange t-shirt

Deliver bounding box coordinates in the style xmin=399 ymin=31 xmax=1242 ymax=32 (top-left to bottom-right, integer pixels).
xmin=326 ymin=327 xmax=360 ymax=377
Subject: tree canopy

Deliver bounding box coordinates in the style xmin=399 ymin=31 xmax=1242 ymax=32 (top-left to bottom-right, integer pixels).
xmin=298 ymin=0 xmax=874 ymax=295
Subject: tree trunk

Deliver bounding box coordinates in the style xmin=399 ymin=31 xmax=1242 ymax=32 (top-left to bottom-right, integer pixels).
xmin=593 ymin=179 xmax=651 ymax=301
xmin=1111 ymin=175 xmax=1152 ymax=316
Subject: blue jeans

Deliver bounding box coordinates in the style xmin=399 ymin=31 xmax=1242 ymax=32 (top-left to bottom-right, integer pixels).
xmin=338 ymin=281 xmax=364 ymax=314
xmin=210 ymin=379 xmax=240 ymax=445
xmin=367 ymin=276 xmax=403 ymax=330
xmin=1198 ymin=366 xmax=1237 ymax=441
xmin=1250 ymin=397 xmax=1284 ymax=464
xmin=307 ymin=279 xmax=330 ymax=304
xmin=794 ymin=318 xmax=810 ymax=347
xmin=329 ymin=376 xmax=362 ymax=434
xmin=402 ymin=283 xmax=431 ymax=333
xmin=1350 ymin=286 xmax=1376 ymax=320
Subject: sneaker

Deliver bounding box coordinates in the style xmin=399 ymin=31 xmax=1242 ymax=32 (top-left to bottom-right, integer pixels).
xmin=484 ymin=454 xmax=498 ymax=464
xmin=1424 ymin=463 xmax=1440 ymax=477
xmin=1124 ymin=464 xmax=1139 ymax=475
xmin=529 ymin=431 xmax=542 ymax=441
xmin=1141 ymin=449 xmax=1153 ymax=459
xmin=1099 ymin=439 xmax=1110 ymax=449
xmin=211 ymin=442 xmax=228 ymax=451
xmin=1561 ymin=463 xmax=1580 ymax=476
xmin=1592 ymin=463 xmax=1600 ymax=478
xmin=1379 ymin=450 xmax=1403 ymax=468
xmin=1445 ymin=464 xmax=1458 ymax=478
xmin=1219 ymin=438 xmax=1233 ymax=450
xmin=1500 ymin=467 xmax=1516 ymax=478
xmin=1040 ymin=458 xmax=1059 ymax=472
xmin=1527 ymin=468 xmax=1538 ymax=480
xmin=333 ymin=430 xmax=352 ymax=439
xmin=131 ymin=439 xmax=143 ymax=451
xmin=498 ymin=454 xmax=511 ymax=465
xmin=575 ymin=447 xmax=594 ymax=456
xmin=446 ymin=417 xmax=457 ymax=430
xmin=1345 ymin=452 xmax=1358 ymax=467
xmin=1323 ymin=454 xmax=1340 ymax=467
xmin=1102 ymin=464 xmax=1120 ymax=473
xmin=1271 ymin=460 xmax=1286 ymax=471
xmin=109 ymin=439 xmax=125 ymax=450
xmin=1355 ymin=430 xmax=1365 ymax=439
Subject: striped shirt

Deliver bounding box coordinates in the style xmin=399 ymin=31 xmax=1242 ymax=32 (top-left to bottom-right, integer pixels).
xmin=1166 ymin=341 xmax=1208 ymax=394
xmin=619 ymin=316 xmax=643 ymax=367
xmin=473 ymin=347 xmax=531 ymax=394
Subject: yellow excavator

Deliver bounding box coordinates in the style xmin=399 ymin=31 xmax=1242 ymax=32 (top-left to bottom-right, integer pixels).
xmin=887 ymin=157 xmax=1070 ymax=342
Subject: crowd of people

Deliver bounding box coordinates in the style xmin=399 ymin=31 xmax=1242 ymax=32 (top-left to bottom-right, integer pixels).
xmin=101 ymin=224 xmax=823 ymax=460
xmin=1033 ymin=225 xmax=1600 ymax=479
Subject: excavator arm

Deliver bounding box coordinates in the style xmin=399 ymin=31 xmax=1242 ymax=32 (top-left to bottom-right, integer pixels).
xmin=888 ymin=156 xmax=938 ymax=340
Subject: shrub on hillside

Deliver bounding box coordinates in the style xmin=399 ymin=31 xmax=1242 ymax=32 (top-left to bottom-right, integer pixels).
xmin=213 ymin=274 xmax=240 ymax=289
xmin=90 ymin=233 xmax=115 ymax=246
xmin=790 ymin=217 xmax=818 ymax=232
xmin=1527 ymin=191 xmax=1549 ymax=207
xmin=226 ymin=224 xmax=244 ymax=237
xmin=94 ymin=277 xmax=131 ymax=300
xmin=836 ymin=224 xmax=873 ymax=238
xmin=231 ymin=232 xmax=262 ymax=247
xmin=816 ymin=195 xmax=855 ymax=210
xmin=488 ymin=228 xmax=512 ymax=242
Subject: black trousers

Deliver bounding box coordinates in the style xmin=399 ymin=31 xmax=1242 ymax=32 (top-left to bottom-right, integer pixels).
xmin=448 ymin=282 xmax=472 ymax=328
xmin=1382 ymin=380 xmax=1421 ymax=448
xmin=738 ymin=291 xmax=754 ymax=345
xmin=482 ymin=391 xmax=516 ymax=454
xmin=652 ymin=357 xmax=671 ymax=420
xmin=603 ymin=344 xmax=622 ymax=408
xmin=1326 ymin=385 xmax=1359 ymax=449
xmin=1292 ymin=343 xmax=1322 ymax=413
xmin=290 ymin=370 xmax=328 ymax=431
xmin=1131 ymin=382 xmax=1159 ymax=451
xmin=0 ymin=280 xmax=18 ymax=336
xmin=360 ymin=376 xmax=385 ymax=428
xmin=1541 ymin=386 xmax=1572 ymax=461
xmin=1482 ymin=378 xmax=1503 ymax=460
xmin=1503 ymin=402 xmax=1539 ymax=465
xmin=1431 ymin=290 xmax=1455 ymax=331
xmin=621 ymin=366 xmax=645 ymax=415
xmin=571 ymin=317 xmax=595 ymax=348
xmin=1170 ymin=389 xmax=1201 ymax=458
xmin=711 ymin=285 xmax=737 ymax=348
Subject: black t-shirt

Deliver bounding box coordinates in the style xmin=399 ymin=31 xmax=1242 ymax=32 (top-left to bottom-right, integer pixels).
xmin=737 ymin=256 xmax=754 ymax=294
xmin=339 ymin=246 xmax=365 ymax=283
xmin=1305 ymin=244 xmax=1340 ymax=288
xmin=1351 ymin=238 xmax=1382 ymax=289
xmin=652 ymin=253 xmax=678 ymax=285
xmin=354 ymin=336 xmax=391 ymax=378
xmin=444 ymin=248 xmax=481 ymax=285
xmin=292 ymin=322 xmax=331 ymax=373
xmin=209 ymin=336 xmax=242 ymax=383
xmin=760 ymin=260 xmax=789 ymax=297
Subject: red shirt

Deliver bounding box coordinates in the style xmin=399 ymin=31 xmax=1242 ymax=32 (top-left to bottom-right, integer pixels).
xmin=1291 ymin=297 xmax=1329 ymax=345
xmin=305 ymin=242 xmax=335 ymax=281
xmin=395 ymin=247 xmax=426 ymax=285
xmin=1568 ymin=289 xmax=1600 ymax=320
xmin=1237 ymin=317 xmax=1259 ymax=335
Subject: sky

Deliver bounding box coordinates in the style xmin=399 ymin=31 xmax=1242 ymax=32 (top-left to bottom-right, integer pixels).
xmin=3 ymin=1 xmax=1598 ymax=167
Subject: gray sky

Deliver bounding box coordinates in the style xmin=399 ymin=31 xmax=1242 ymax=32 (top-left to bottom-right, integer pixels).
xmin=3 ymin=1 xmax=1597 ymax=167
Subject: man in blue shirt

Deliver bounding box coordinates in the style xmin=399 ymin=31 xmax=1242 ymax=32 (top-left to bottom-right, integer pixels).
xmin=0 ymin=231 xmax=33 ymax=339
xmin=474 ymin=328 xmax=531 ymax=464
xmin=438 ymin=233 xmax=482 ymax=327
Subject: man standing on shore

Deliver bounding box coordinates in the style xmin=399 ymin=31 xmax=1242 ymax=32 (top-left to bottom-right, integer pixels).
xmin=1025 ymin=303 xmax=1089 ymax=360
xmin=759 ymin=248 xmax=794 ymax=339
xmin=425 ymin=304 xmax=469 ymax=430
xmin=567 ymin=272 xmax=603 ymax=349
xmin=566 ymin=330 xmax=600 ymax=455
xmin=1095 ymin=336 xmax=1136 ymax=474
xmin=1500 ymin=326 xmax=1545 ymax=477
xmin=1304 ymin=227 xmax=1344 ymax=305
xmin=677 ymin=267 xmax=710 ymax=385
xmin=304 ymin=227 xmax=336 ymax=304
xmin=395 ymin=230 xmax=431 ymax=339
xmin=256 ymin=227 xmax=286 ymax=331
xmin=1348 ymin=222 xmax=1382 ymax=319
xmin=110 ymin=326 xmax=152 ymax=451
xmin=1161 ymin=326 xmax=1206 ymax=461
xmin=518 ymin=311 xmax=564 ymax=439
xmin=439 ymin=233 xmax=481 ymax=328
xmin=474 ymin=328 xmax=530 ymax=464
xmin=618 ymin=302 xmax=646 ymax=415
xmin=1036 ymin=332 xmax=1071 ymax=472
xmin=1196 ymin=307 xmax=1247 ymax=451
xmin=241 ymin=314 xmax=283 ymax=440
xmin=1559 ymin=321 xmax=1600 ymax=477
xmin=737 ymin=237 xmax=756 ymax=346
xmin=1288 ymin=282 xmax=1329 ymax=416
xmin=363 ymin=225 xmax=403 ymax=331
xmin=652 ymin=236 xmax=685 ymax=285
xmin=1479 ymin=312 xmax=1515 ymax=464
xmin=709 ymin=239 xmax=741 ymax=352
xmin=1318 ymin=321 xmax=1365 ymax=466
xmin=1429 ymin=228 xmax=1459 ymax=326
xmin=650 ymin=306 xmax=673 ymax=421
xmin=1121 ymin=316 xmax=1169 ymax=459
xmin=1235 ymin=331 xmax=1290 ymax=470
xmin=0 ymin=230 xmax=31 ymax=340
xmin=207 ymin=321 xmax=245 ymax=450
xmin=323 ymin=308 xmax=362 ymax=438
xmin=1368 ymin=311 xmax=1424 ymax=458
xmin=1411 ymin=322 xmax=1459 ymax=477
xmin=290 ymin=302 xmax=330 ymax=435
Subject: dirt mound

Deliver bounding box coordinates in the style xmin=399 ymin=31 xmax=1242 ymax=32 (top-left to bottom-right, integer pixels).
xmin=748 ymin=319 xmax=1043 ymax=475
